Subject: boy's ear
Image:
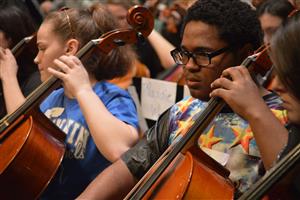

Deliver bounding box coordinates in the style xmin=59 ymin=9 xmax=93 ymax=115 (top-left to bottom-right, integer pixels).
xmin=65 ymin=39 xmax=79 ymax=55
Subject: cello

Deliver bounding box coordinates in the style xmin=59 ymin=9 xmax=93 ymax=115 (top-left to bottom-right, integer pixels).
xmin=0 ymin=5 xmax=154 ymax=199
xmin=239 ymin=141 xmax=300 ymax=200
xmin=238 ymin=9 xmax=300 ymax=200
xmin=0 ymin=34 xmax=38 ymax=119
xmin=125 ymin=45 xmax=273 ymax=199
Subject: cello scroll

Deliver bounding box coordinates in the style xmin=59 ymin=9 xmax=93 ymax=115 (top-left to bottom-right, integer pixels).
xmin=85 ymin=5 xmax=154 ymax=55
xmin=0 ymin=5 xmax=154 ymax=199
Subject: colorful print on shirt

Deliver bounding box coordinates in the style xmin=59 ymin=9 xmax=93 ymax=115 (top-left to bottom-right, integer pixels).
xmin=168 ymin=95 xmax=287 ymax=192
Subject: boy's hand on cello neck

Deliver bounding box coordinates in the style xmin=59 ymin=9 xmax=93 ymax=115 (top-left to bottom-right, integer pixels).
xmin=210 ymin=65 xmax=269 ymax=121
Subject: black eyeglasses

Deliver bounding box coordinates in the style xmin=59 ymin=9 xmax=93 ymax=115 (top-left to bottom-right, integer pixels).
xmin=170 ymin=46 xmax=231 ymax=67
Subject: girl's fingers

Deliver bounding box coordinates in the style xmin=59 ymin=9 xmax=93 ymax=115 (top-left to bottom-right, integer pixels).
xmin=48 ymin=67 xmax=66 ymax=79
xmin=53 ymin=59 xmax=71 ymax=73
xmin=58 ymin=55 xmax=81 ymax=69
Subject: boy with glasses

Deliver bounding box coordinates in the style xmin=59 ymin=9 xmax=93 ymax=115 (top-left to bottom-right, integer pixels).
xmin=78 ymin=0 xmax=287 ymax=199
xmin=171 ymin=46 xmax=231 ymax=67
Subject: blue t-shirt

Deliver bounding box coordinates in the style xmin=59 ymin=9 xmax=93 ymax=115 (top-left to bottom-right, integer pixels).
xmin=40 ymin=81 xmax=138 ymax=199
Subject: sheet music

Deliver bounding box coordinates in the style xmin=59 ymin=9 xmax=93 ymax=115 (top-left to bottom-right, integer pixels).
xmin=141 ymin=78 xmax=177 ymax=121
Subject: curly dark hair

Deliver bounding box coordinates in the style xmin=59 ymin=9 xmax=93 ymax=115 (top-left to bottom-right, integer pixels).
xmin=182 ymin=0 xmax=263 ymax=50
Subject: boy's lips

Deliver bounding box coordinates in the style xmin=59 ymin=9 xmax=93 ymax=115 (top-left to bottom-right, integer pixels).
xmin=186 ymin=79 xmax=202 ymax=88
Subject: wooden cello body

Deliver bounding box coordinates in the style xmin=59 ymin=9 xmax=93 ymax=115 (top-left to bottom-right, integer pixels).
xmin=0 ymin=5 xmax=154 ymax=199
xmin=142 ymin=150 xmax=234 ymax=199
xmin=0 ymin=111 xmax=65 ymax=199
xmin=125 ymin=46 xmax=273 ymax=200
xmin=0 ymin=35 xmax=66 ymax=199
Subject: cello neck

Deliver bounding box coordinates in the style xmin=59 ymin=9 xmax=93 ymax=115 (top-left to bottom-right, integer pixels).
xmin=125 ymin=53 xmax=262 ymax=200
xmin=0 ymin=5 xmax=154 ymax=136
xmin=0 ymin=39 xmax=98 ymax=134
xmin=11 ymin=35 xmax=36 ymax=56
xmin=125 ymin=95 xmax=227 ymax=200
xmin=239 ymin=141 xmax=300 ymax=199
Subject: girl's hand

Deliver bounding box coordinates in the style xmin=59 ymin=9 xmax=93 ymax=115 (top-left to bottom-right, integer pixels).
xmin=0 ymin=48 xmax=19 ymax=82
xmin=49 ymin=55 xmax=93 ymax=98
xmin=210 ymin=66 xmax=266 ymax=120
